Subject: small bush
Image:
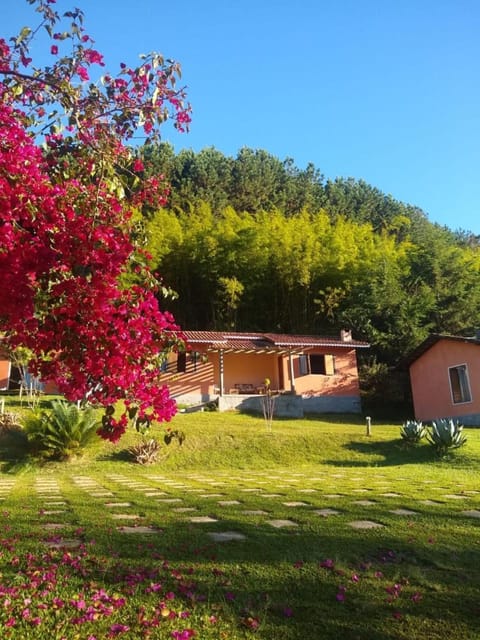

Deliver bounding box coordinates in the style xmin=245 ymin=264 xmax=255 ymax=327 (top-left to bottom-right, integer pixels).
xmin=23 ymin=400 xmax=100 ymax=460
xmin=400 ymin=420 xmax=427 ymax=445
xmin=427 ymin=418 xmax=467 ymax=456
xmin=129 ymin=438 xmax=162 ymax=465
xmin=0 ymin=412 xmax=21 ymax=431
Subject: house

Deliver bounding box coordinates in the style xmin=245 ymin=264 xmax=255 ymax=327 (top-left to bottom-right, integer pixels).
xmin=0 ymin=349 xmax=10 ymax=390
xmin=406 ymin=333 xmax=480 ymax=425
xmin=163 ymin=330 xmax=369 ymax=417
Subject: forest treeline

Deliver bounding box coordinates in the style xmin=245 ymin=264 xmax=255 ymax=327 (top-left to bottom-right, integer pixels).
xmin=140 ymin=144 xmax=480 ymax=409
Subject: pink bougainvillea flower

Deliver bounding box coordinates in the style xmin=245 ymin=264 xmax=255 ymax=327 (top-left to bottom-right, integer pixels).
xmin=171 ymin=630 xmax=196 ymax=640
xmin=76 ymin=65 xmax=89 ymax=80
xmin=109 ymin=623 xmax=130 ymax=635
xmin=320 ymin=559 xmax=335 ymax=570
xmin=336 ymin=586 xmax=346 ymax=602
xmin=132 ymin=158 xmax=144 ymax=172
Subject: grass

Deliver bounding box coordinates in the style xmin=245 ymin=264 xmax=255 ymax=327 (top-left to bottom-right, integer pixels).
xmin=0 ymin=397 xmax=479 ymax=639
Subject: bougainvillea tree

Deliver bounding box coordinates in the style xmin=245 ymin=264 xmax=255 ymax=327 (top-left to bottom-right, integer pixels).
xmin=0 ymin=0 xmax=191 ymax=441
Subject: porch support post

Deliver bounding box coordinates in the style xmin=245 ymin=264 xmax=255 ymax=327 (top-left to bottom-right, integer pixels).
xmin=288 ymin=350 xmax=296 ymax=394
xmin=218 ymin=349 xmax=224 ymax=396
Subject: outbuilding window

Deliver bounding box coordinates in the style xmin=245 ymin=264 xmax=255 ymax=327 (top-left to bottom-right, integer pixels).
xmin=448 ymin=364 xmax=472 ymax=404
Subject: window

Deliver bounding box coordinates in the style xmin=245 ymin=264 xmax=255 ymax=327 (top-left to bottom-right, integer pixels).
xmin=449 ymin=364 xmax=472 ymax=404
xmin=299 ymin=355 xmax=309 ymax=375
xmin=177 ymin=352 xmax=186 ymax=373
xmin=299 ymin=354 xmax=335 ymax=376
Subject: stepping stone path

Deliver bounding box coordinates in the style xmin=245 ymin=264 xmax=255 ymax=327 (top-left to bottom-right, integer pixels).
xmin=11 ymin=469 xmax=480 ymax=548
xmin=0 ymin=479 xmax=16 ymax=499
xmin=71 ymin=475 xmax=113 ymax=497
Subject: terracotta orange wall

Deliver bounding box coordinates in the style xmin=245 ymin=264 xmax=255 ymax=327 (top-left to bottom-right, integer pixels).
xmin=0 ymin=359 xmax=10 ymax=389
xmin=410 ymin=341 xmax=480 ymax=421
xmin=291 ymin=348 xmax=360 ymax=397
xmin=162 ymin=350 xmax=280 ymax=397
xmin=220 ymin=352 xmax=279 ymax=391
xmin=162 ymin=356 xmax=215 ymax=398
xmin=163 ymin=345 xmax=360 ymax=398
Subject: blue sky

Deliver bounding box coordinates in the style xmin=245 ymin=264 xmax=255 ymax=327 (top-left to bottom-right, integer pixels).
xmin=4 ymin=0 xmax=480 ymax=234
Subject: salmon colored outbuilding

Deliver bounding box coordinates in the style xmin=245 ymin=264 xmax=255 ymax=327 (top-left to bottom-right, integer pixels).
xmin=407 ymin=334 xmax=480 ymax=424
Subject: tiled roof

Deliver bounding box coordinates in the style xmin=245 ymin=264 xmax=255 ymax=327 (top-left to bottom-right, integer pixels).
xmin=403 ymin=333 xmax=480 ymax=368
xmin=183 ymin=330 xmax=369 ymax=352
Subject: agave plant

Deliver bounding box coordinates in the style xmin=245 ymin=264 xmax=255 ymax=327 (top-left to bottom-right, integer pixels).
xmin=400 ymin=420 xmax=427 ymax=445
xmin=427 ymin=418 xmax=467 ymax=456
xmin=23 ymin=400 xmax=100 ymax=460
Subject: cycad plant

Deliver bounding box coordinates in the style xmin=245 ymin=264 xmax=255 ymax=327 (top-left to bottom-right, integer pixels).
xmin=427 ymin=418 xmax=467 ymax=456
xmin=400 ymin=420 xmax=427 ymax=445
xmin=23 ymin=400 xmax=100 ymax=460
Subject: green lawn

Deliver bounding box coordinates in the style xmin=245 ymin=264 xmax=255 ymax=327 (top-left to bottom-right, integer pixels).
xmin=0 ymin=402 xmax=479 ymax=639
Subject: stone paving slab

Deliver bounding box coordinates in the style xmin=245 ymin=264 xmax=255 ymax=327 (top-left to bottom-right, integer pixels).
xmin=348 ymin=520 xmax=384 ymax=530
xmin=190 ymin=516 xmax=218 ymax=523
xmin=243 ymin=510 xmax=268 ymax=515
xmin=390 ymin=508 xmax=418 ymax=516
xmin=105 ymin=502 xmax=132 ymax=508
xmin=117 ymin=526 xmax=159 ymax=534
xmin=282 ymin=501 xmax=309 ymax=507
xmin=208 ymin=531 xmax=246 ymax=542
xmin=313 ymin=508 xmax=340 ymax=517
xmin=461 ymin=510 xmax=480 ymax=518
xmin=266 ymin=519 xmax=298 ymax=528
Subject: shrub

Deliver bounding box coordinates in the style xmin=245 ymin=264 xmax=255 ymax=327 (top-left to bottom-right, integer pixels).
xmin=129 ymin=437 xmax=162 ymax=464
xmin=23 ymin=400 xmax=100 ymax=460
xmin=427 ymin=418 xmax=467 ymax=456
xmin=0 ymin=412 xmax=21 ymax=431
xmin=400 ymin=420 xmax=427 ymax=444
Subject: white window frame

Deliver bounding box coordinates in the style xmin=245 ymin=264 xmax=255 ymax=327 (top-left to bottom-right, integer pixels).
xmin=448 ymin=363 xmax=472 ymax=405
